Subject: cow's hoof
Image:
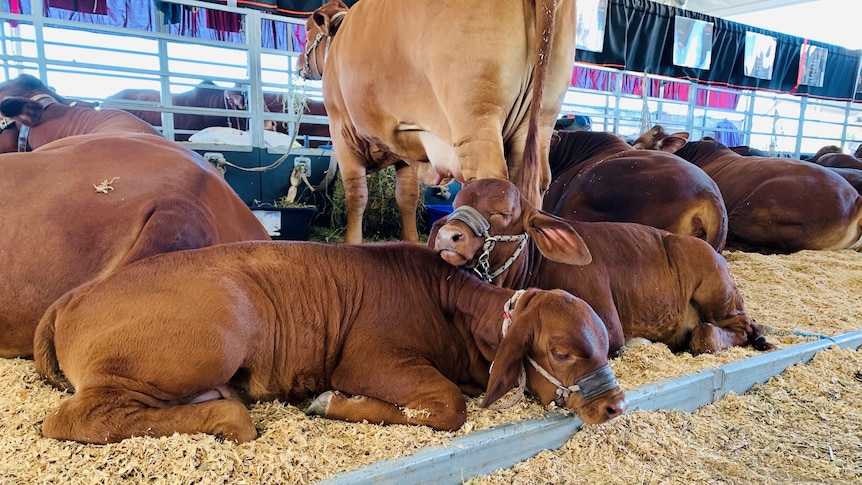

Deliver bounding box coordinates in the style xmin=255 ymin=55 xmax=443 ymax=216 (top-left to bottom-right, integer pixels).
xmin=307 ymin=391 xmax=334 ymax=416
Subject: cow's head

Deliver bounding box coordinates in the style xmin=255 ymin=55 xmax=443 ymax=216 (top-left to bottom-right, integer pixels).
xmin=483 ymin=288 xmax=627 ymax=424
xmin=431 ymin=178 xmax=591 ymax=283
xmin=631 ymin=124 xmax=689 ymax=153
xmin=298 ymin=0 xmax=349 ymax=80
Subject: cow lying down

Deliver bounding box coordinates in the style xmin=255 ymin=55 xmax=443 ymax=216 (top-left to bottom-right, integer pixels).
xmin=432 ymin=179 xmax=774 ymax=356
xmin=34 ymin=242 xmax=627 ymax=444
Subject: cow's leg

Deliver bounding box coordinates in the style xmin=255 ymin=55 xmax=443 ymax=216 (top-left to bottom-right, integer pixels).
xmin=338 ymin=162 xmax=369 ymax=245
xmin=308 ymin=368 xmax=468 ymax=431
xmin=689 ymin=315 xmax=773 ymax=355
xmin=42 ymin=387 xmax=257 ymax=444
xmin=394 ymin=161 xmax=420 ymax=243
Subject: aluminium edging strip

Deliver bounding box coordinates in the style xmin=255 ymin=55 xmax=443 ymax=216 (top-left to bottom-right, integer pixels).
xmin=321 ymin=330 xmax=862 ymax=485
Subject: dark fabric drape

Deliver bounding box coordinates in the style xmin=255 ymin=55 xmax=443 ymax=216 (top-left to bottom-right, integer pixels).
xmin=47 ymin=0 xmax=108 ymax=15
xmin=576 ymin=0 xmax=862 ymax=101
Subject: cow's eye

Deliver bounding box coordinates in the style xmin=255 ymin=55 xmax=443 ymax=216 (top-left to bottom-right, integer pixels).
xmin=550 ymin=349 xmax=571 ymax=361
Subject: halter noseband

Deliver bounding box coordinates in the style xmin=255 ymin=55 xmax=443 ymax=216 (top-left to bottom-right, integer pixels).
xmin=301 ymin=10 xmax=347 ymax=80
xmin=488 ymin=290 xmax=620 ymax=409
xmin=446 ymin=205 xmax=529 ymax=283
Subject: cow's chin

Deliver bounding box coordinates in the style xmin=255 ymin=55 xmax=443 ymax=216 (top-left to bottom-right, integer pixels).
xmin=437 ymin=249 xmax=472 ymax=267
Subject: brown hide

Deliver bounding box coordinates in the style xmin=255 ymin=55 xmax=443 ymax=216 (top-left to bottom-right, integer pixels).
xmin=305 ymin=0 xmax=577 ymax=243
xmin=432 ymin=179 xmax=773 ymax=356
xmin=33 ymin=242 xmax=626 ymax=443
xmin=0 ymin=80 xmax=270 ymax=358
xmin=543 ymin=129 xmax=728 ymax=251
xmin=813 ymin=152 xmax=862 ymax=170
xmin=0 ymin=75 xmax=162 ymax=153
xmin=106 ymin=81 xmax=251 ymax=141
xmin=827 ymin=167 xmax=862 ymax=194
xmin=674 ymin=140 xmax=862 ymax=253
xmin=264 ymin=94 xmax=330 ymax=147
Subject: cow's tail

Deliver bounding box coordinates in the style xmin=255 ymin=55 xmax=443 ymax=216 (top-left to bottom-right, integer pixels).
xmin=33 ymin=292 xmax=76 ymax=393
xmin=521 ymin=0 xmax=559 ymax=207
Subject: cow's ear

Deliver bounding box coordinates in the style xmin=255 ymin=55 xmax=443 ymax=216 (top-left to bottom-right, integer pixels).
xmin=312 ymin=10 xmax=327 ymax=29
xmin=0 ymin=98 xmax=42 ymax=126
xmin=523 ymin=208 xmax=592 ymax=265
xmin=482 ymin=313 xmax=533 ymax=408
xmin=658 ymin=135 xmax=688 ymax=153
xmin=426 ymin=217 xmax=446 ymax=249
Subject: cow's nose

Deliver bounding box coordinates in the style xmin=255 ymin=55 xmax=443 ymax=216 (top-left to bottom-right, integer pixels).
xmin=436 ymin=225 xmax=464 ymax=245
xmin=605 ymin=398 xmax=628 ymax=420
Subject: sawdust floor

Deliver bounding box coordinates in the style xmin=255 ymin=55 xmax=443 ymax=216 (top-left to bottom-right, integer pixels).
xmin=0 ymin=249 xmax=860 ymax=484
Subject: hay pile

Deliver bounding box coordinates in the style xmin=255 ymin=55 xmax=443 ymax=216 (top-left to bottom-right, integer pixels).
xmin=0 ymin=250 xmax=859 ymax=483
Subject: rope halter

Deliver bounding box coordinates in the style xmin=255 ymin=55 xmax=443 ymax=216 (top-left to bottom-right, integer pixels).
xmin=446 ymin=205 xmax=528 ymax=283
xmin=489 ymin=289 xmax=620 ymax=409
xmin=16 ymin=93 xmax=59 ymax=152
xmin=0 ymin=117 xmax=15 ymax=133
xmin=300 ymin=10 xmax=347 ymax=80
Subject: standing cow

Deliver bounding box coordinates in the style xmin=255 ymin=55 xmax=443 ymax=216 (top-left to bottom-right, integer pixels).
xmin=431 ymin=178 xmax=773 ymax=357
xmin=34 ymin=242 xmax=627 ymax=443
xmin=674 ymin=139 xmax=862 ymax=253
xmin=544 ymin=126 xmax=728 ymax=251
xmin=105 ymin=80 xmax=256 ymax=141
xmin=300 ymin=0 xmax=577 ymax=243
xmin=0 ymin=75 xmax=270 ymax=358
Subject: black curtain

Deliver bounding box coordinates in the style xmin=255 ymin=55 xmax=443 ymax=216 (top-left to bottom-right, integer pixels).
xmin=576 ymin=0 xmax=862 ymax=102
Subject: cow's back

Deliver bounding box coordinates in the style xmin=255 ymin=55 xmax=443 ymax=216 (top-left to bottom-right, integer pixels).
xmin=0 ymin=133 xmax=268 ymax=357
xmin=680 ymin=146 xmax=862 ymax=252
xmin=529 ymin=221 xmax=722 ymax=347
xmin=545 ymin=132 xmax=728 ymax=251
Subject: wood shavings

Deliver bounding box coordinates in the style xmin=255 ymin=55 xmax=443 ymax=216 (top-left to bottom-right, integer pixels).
xmin=0 ymin=249 xmax=859 ymax=483
xmin=93 ymin=177 xmax=119 ymax=193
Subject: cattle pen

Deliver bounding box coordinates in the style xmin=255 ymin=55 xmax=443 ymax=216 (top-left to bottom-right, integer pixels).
xmin=1 ymin=0 xmax=862 ymax=484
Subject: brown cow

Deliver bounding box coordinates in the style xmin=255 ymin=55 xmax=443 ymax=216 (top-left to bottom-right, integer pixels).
xmin=34 ymin=242 xmax=627 ymax=443
xmin=0 ymin=74 xmax=162 ymax=153
xmin=0 ymin=78 xmax=270 ymax=358
xmin=809 ymin=145 xmax=862 ymax=170
xmin=105 ymin=80 xmax=255 ymax=141
xmin=732 ymin=145 xmax=862 ymax=196
xmin=432 ymin=178 xmax=773 ymax=356
xmin=674 ymin=139 xmax=862 ymax=253
xmin=300 ymin=0 xmax=577 ymax=243
xmin=264 ymin=94 xmax=330 ymax=148
xmin=544 ymin=127 xmax=728 ymax=251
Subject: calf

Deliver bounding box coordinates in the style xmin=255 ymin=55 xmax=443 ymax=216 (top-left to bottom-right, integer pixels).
xmin=432 ymin=178 xmax=773 ymax=356
xmin=675 ymin=139 xmax=862 ymax=253
xmin=34 ymin=242 xmax=627 ymax=443
xmin=0 ymin=83 xmax=270 ymax=358
xmin=544 ymin=127 xmax=727 ymax=251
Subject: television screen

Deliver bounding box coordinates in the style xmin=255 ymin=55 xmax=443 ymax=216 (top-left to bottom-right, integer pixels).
xmin=798 ymin=43 xmax=828 ymax=88
xmin=744 ymin=32 xmax=776 ymax=80
xmin=576 ymin=0 xmax=608 ymax=53
xmin=673 ymin=16 xmax=713 ymax=70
